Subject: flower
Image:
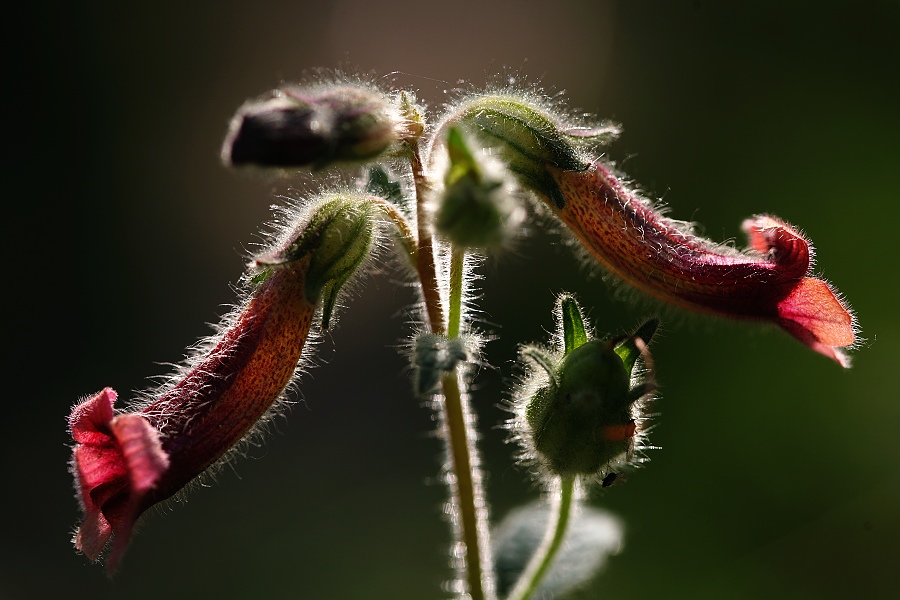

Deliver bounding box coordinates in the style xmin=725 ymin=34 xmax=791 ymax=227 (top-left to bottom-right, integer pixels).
xmin=69 ymin=193 xmax=382 ymax=572
xmin=548 ymin=161 xmax=857 ymax=366
xmin=444 ymin=92 xmax=857 ymax=366
xmin=69 ymin=258 xmax=316 ymax=572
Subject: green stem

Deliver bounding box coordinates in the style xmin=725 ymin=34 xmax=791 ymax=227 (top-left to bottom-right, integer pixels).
xmin=408 ymin=139 xmax=491 ymax=600
xmin=507 ymin=477 xmax=576 ymax=600
xmin=447 ymin=246 xmax=465 ymax=339
xmin=441 ymin=369 xmax=491 ymax=600
xmin=442 ymin=246 xmax=491 ymax=599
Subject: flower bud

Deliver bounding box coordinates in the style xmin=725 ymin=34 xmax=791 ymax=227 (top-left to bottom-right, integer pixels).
xmin=222 ymin=84 xmax=401 ymax=169
xmin=435 ymin=127 xmax=523 ymax=249
xmin=254 ymin=193 xmax=378 ymax=329
xmin=526 ymin=339 xmax=634 ymax=477
xmin=514 ymin=295 xmax=657 ymax=480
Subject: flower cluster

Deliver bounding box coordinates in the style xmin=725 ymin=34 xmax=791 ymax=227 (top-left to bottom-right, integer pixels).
xmin=68 ymin=75 xmax=861 ymax=599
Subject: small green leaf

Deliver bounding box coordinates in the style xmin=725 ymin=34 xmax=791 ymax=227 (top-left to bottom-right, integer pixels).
xmin=614 ymin=318 xmax=659 ymax=376
xmin=365 ymin=165 xmax=404 ymax=205
xmin=445 ymin=127 xmax=481 ymax=185
xmin=559 ymin=295 xmax=588 ymax=356
xmin=320 ymin=282 xmax=340 ymax=330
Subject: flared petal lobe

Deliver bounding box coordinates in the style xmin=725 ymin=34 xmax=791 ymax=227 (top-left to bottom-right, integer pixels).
xmin=548 ymin=161 xmax=856 ymax=365
xmin=69 ymin=259 xmax=315 ymax=572
xmin=69 ymin=388 xmax=168 ymax=566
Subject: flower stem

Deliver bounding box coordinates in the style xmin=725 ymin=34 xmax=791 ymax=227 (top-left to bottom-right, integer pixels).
xmin=408 ymin=139 xmax=491 ymax=599
xmin=409 ymin=143 xmax=445 ymax=335
xmin=441 ymin=369 xmax=492 ymax=600
xmin=447 ymin=246 xmax=465 ymax=339
xmin=507 ymin=476 xmax=576 ymax=600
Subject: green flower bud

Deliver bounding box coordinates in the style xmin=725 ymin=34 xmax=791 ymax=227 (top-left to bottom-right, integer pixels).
xmin=525 ymin=339 xmax=634 ymax=477
xmin=254 ymin=193 xmax=378 ymax=329
xmin=435 ymin=127 xmax=523 ymax=249
xmin=440 ymin=94 xmax=619 ymax=207
xmin=514 ymin=295 xmax=657 ymax=480
xmin=222 ymin=84 xmax=401 ymax=169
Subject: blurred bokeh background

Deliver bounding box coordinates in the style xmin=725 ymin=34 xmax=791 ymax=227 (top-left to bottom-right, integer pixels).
xmin=5 ymin=1 xmax=899 ymax=598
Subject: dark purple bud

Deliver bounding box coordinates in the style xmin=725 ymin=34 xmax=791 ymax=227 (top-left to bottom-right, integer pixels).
xmin=222 ymin=85 xmax=401 ymax=169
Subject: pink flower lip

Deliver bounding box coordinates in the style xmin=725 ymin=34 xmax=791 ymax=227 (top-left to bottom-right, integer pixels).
xmin=69 ymin=259 xmax=315 ymax=572
xmin=548 ymin=161 xmax=857 ymax=366
xmin=69 ymin=388 xmax=168 ymax=568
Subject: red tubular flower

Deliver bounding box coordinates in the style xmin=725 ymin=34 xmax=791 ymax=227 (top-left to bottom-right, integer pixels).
xmin=548 ymin=161 xmax=856 ymax=366
xmin=69 ymin=258 xmax=315 ymax=572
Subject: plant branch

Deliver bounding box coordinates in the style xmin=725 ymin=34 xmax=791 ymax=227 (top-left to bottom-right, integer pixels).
xmin=407 ymin=135 xmax=492 ymax=599
xmin=409 ymin=143 xmax=445 ymax=335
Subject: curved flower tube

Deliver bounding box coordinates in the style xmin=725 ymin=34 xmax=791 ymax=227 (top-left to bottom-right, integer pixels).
xmin=69 ymin=258 xmax=316 ymax=572
xmin=68 ymin=193 xmax=382 ymax=572
xmin=444 ymin=93 xmax=857 ymax=366
xmin=548 ymin=161 xmax=856 ymax=366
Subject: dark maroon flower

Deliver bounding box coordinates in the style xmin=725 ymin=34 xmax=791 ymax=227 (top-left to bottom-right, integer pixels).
xmin=549 ymin=162 xmax=857 ymax=366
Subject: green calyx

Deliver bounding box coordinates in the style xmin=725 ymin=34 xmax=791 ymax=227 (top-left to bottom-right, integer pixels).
xmin=447 ymin=95 xmax=611 ymax=207
xmin=254 ymin=194 xmax=377 ymax=328
xmin=435 ymin=127 xmax=512 ymax=249
xmin=523 ymin=296 xmax=658 ymax=478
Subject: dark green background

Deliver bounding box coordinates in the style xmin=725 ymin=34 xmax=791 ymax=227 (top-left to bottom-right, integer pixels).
xmin=5 ymin=1 xmax=898 ymax=598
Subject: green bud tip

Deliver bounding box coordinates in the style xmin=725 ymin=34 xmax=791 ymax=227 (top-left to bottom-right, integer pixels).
xmin=614 ymin=318 xmax=659 ymax=378
xmin=434 ymin=127 xmax=523 ymax=249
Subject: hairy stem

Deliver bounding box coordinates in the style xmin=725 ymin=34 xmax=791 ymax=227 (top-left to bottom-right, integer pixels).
xmin=447 ymin=246 xmax=465 ymax=339
xmin=409 ymin=144 xmax=445 ymax=335
xmin=409 ymin=139 xmax=491 ymax=599
xmin=441 ymin=369 xmax=492 ymax=600
xmin=507 ymin=477 xmax=576 ymax=600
